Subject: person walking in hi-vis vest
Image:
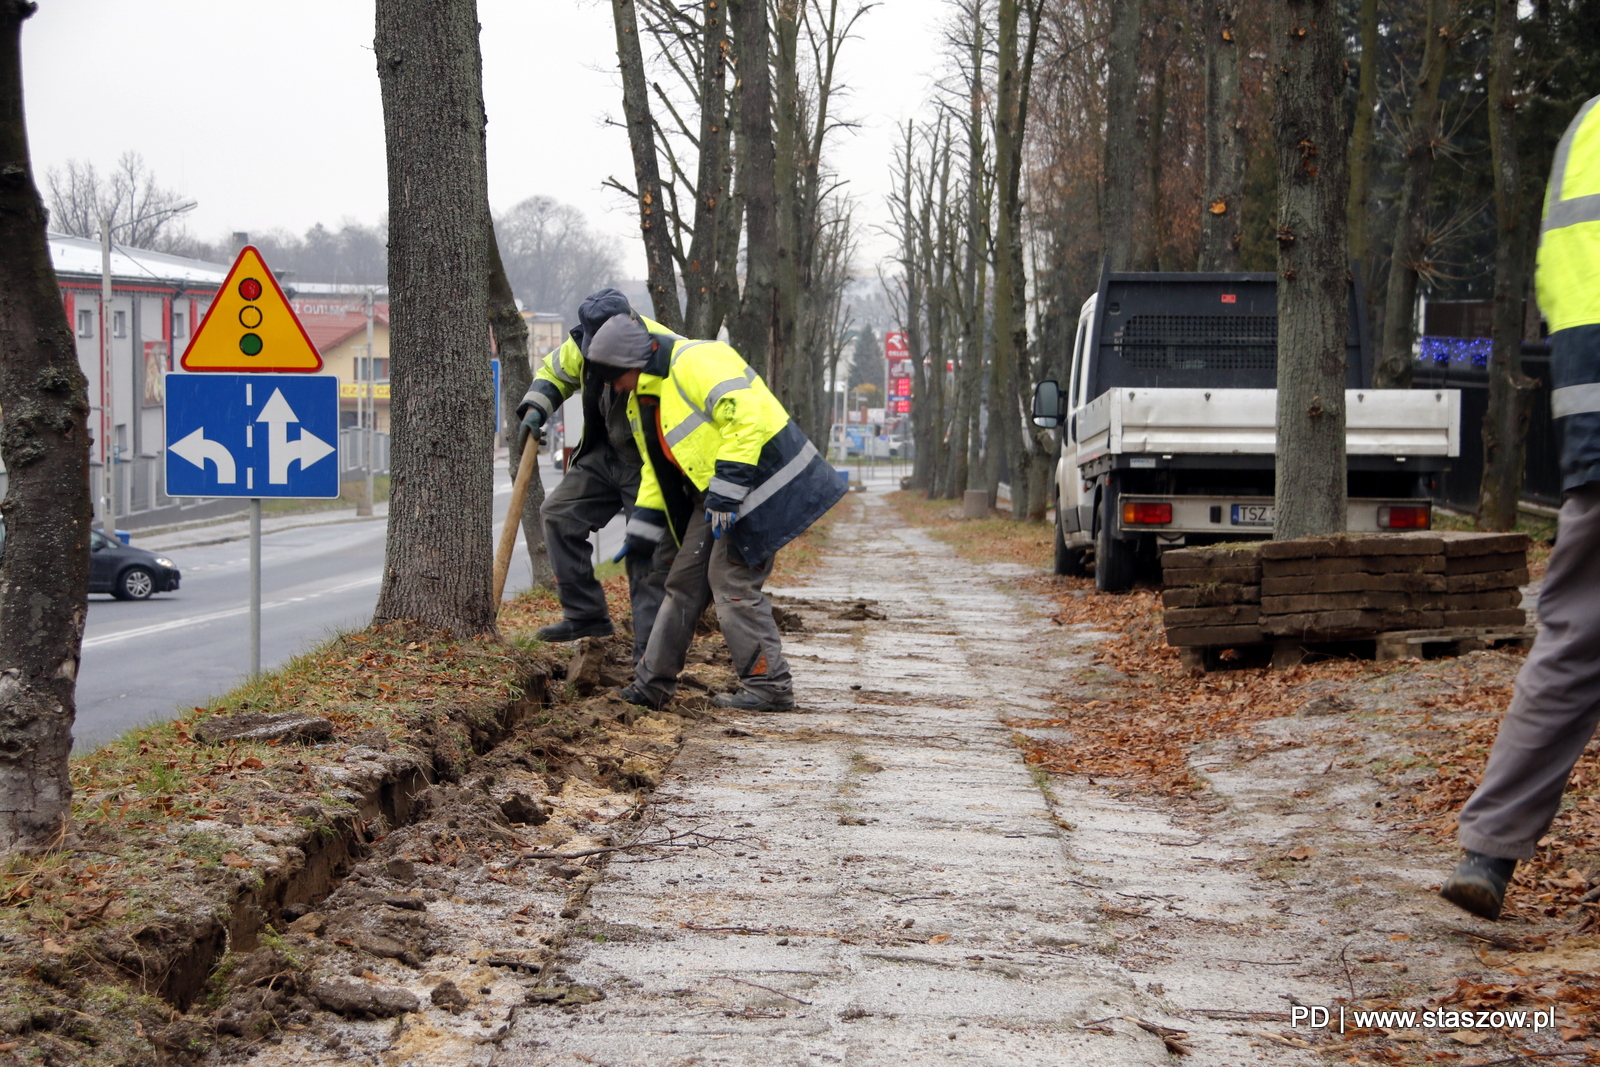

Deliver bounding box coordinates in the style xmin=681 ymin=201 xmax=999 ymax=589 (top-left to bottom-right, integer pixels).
xmin=513 ymin=289 xmax=675 ymax=663
xmin=578 ymin=312 xmax=846 ymax=712
xmin=1443 ymin=94 xmax=1600 ymax=920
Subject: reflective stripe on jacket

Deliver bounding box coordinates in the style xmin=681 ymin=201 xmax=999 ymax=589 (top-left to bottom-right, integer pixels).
xmin=1539 ymin=95 xmax=1600 ymax=490
xmin=625 ymin=336 xmax=845 ymax=562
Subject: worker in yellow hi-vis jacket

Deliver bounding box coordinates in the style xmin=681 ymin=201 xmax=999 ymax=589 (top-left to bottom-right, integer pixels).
xmin=580 ymin=312 xmax=846 ymax=712
xmin=513 ymin=289 xmax=674 ymax=663
xmin=1443 ymin=94 xmax=1600 ymax=921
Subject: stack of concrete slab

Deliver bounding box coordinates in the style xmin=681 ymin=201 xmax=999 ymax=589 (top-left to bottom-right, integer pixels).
xmin=1256 ymin=532 xmax=1529 ymax=639
xmin=1159 ymin=543 xmax=1265 ymax=648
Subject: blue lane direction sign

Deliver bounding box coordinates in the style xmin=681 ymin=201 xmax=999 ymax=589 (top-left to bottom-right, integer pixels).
xmin=165 ymin=373 xmax=340 ymax=498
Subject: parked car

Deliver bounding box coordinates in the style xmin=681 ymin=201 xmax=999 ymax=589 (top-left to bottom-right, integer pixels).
xmin=89 ymin=528 xmax=181 ymax=600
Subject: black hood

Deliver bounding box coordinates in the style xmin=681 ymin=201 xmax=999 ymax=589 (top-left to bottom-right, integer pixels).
xmin=568 ymin=288 xmax=634 ymax=355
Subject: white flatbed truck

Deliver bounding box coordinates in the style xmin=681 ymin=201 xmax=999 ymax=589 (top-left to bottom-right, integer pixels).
xmin=1031 ymin=272 xmax=1461 ymax=592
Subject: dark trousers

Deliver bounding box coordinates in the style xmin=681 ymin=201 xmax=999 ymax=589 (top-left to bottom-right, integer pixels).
xmin=1459 ymin=483 xmax=1600 ymax=859
xmin=633 ymin=493 xmax=792 ymax=704
xmin=541 ymin=445 xmax=673 ymax=663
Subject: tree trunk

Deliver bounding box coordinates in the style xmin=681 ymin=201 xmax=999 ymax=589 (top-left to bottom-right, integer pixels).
xmin=1345 ymin=0 xmax=1379 ymax=276
xmin=1198 ymin=0 xmax=1242 ymax=270
xmin=769 ymin=0 xmax=802 ymax=427
xmin=486 ymin=226 xmax=552 ymax=588
xmin=1374 ymin=0 xmax=1453 ymax=389
xmin=1102 ymin=0 xmax=1142 ymax=271
xmin=683 ymin=0 xmax=727 ymax=338
xmin=0 ymin=0 xmax=92 ymax=850
xmin=729 ymin=0 xmax=777 ymax=377
xmin=1477 ymin=0 xmax=1538 ymax=531
xmin=1272 ymin=0 xmax=1349 ymax=540
xmin=612 ymin=0 xmax=682 ymax=331
xmin=373 ymin=0 xmax=497 ymax=636
xmin=1142 ymin=47 xmax=1169 ymax=271
xmin=943 ymin=0 xmax=988 ymax=500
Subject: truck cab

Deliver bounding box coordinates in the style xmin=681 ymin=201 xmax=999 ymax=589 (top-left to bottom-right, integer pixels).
xmin=1034 ymin=273 xmax=1460 ymax=592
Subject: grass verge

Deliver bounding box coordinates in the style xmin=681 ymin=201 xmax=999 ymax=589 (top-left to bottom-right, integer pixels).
xmin=0 ymin=602 xmax=570 ymax=1066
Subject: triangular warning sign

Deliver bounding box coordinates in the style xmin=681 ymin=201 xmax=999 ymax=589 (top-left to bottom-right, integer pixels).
xmin=180 ymin=246 xmax=323 ymax=372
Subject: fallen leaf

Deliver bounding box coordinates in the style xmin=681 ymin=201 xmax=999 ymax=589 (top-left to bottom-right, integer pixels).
xmin=221 ymin=853 xmax=254 ymax=868
xmin=928 ymin=933 xmax=951 ymax=945
xmin=40 ymin=939 xmax=68 ymax=956
xmin=1389 ymin=933 xmax=1412 ymax=941
xmin=1447 ymin=1030 xmax=1489 ymax=1046
xmin=1561 ymin=1026 xmax=1587 ymax=1041
xmin=1287 ymin=846 xmax=1316 ymax=861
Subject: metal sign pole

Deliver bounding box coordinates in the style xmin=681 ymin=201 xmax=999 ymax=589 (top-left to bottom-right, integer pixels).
xmin=250 ymin=498 xmax=261 ymax=677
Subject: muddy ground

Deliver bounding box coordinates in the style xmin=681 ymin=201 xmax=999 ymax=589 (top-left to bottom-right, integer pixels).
xmin=5 ymin=481 xmax=1593 ymax=1067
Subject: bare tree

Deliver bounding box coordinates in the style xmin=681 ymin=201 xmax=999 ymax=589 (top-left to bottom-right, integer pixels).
xmin=1271 ymin=0 xmax=1349 ymax=540
xmin=372 ymin=0 xmax=497 ymax=635
xmin=1345 ymin=0 xmax=1379 ymax=279
xmin=1197 ymin=0 xmax=1242 ymax=270
xmin=0 ymin=0 xmax=92 ymax=850
xmin=44 ymin=151 xmax=196 ymax=250
xmin=494 ymin=197 xmax=622 ymax=314
xmin=1374 ymin=0 xmax=1457 ymax=389
xmin=729 ymin=0 xmax=779 ymax=374
xmin=610 ymin=0 xmax=683 ymax=331
xmin=1102 ymin=0 xmax=1141 ymax=271
xmin=1477 ymin=0 xmax=1538 ymax=530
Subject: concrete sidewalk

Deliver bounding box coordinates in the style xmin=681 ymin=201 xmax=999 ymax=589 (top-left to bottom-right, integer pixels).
xmin=494 ymin=488 xmax=1178 ymax=1065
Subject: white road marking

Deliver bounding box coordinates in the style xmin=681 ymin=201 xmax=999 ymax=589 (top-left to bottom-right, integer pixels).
xmin=81 ymin=574 xmax=381 ymax=650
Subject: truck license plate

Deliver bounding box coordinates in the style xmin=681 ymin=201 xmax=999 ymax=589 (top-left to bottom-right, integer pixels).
xmin=1231 ymin=504 xmax=1274 ymax=527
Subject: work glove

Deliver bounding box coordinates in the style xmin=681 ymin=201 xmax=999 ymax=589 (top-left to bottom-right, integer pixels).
xmin=706 ymin=509 xmax=738 ymax=539
xmin=612 ymin=534 xmax=657 ymax=564
xmin=517 ymin=407 xmax=547 ymax=450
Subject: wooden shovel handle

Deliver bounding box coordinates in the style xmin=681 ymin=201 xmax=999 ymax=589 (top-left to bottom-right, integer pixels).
xmin=493 ymin=437 xmax=539 ymax=607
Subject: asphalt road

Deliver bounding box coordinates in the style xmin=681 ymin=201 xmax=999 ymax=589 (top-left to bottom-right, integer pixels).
xmin=74 ymin=455 xmax=624 ymax=750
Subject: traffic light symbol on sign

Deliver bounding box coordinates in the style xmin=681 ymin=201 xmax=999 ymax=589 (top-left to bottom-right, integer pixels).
xmin=179 ymin=246 xmax=323 ymax=373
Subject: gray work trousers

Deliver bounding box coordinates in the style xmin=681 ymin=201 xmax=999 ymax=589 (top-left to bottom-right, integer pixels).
xmin=1459 ymin=482 xmax=1600 ymax=860
xmin=541 ymin=445 xmax=673 ymax=663
xmin=633 ymin=495 xmax=793 ymax=705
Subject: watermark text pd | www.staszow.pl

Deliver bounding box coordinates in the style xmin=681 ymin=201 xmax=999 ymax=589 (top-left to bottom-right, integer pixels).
xmin=1291 ymin=1005 xmax=1556 ymax=1033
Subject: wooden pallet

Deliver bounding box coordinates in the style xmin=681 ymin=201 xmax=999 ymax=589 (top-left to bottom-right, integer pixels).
xmin=1372 ymin=625 xmax=1536 ymax=662
xmin=1174 ymin=624 xmax=1536 ymax=674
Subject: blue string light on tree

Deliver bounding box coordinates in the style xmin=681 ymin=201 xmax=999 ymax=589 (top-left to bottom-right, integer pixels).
xmin=1417 ymin=336 xmax=1492 ymax=368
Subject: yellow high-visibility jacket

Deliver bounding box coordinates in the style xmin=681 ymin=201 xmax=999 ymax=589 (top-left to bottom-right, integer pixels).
xmin=1538 ymin=95 xmax=1600 ymax=490
xmin=1539 ymin=95 xmax=1600 ymax=333
xmin=622 ymin=333 xmax=845 ymax=562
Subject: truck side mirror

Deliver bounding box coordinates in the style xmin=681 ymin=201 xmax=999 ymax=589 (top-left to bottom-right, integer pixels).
xmin=1032 ymin=380 xmax=1062 ymax=428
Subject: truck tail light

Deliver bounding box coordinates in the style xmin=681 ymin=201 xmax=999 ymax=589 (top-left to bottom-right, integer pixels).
xmin=1378 ymin=504 xmax=1431 ymax=529
xmin=1122 ymin=501 xmax=1172 ymax=525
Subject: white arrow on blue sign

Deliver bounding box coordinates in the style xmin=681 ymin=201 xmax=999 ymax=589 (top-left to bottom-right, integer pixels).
xmin=164 ymin=373 xmax=341 ymax=498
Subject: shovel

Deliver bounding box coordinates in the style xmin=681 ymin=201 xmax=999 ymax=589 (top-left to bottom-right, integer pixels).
xmin=493 ymin=435 xmax=539 ymax=606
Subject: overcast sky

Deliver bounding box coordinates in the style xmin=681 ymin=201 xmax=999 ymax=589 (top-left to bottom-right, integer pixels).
xmin=21 ymin=0 xmax=947 ymax=285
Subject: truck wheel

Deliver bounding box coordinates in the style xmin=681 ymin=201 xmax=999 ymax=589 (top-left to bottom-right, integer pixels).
xmin=1054 ymin=503 xmax=1089 ymax=577
xmin=1094 ymin=489 xmax=1138 ymax=593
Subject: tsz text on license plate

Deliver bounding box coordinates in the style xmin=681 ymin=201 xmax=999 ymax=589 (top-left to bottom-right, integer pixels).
xmin=1231 ymin=504 xmax=1274 ymax=527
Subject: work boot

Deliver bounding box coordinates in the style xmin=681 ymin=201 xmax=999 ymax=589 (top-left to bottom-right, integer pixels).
xmin=1441 ymin=852 xmax=1518 ymax=921
xmin=712 ymin=689 xmax=796 ymax=712
xmin=536 ymin=617 xmax=614 ymax=643
xmin=614 ymin=683 xmax=664 ymax=711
